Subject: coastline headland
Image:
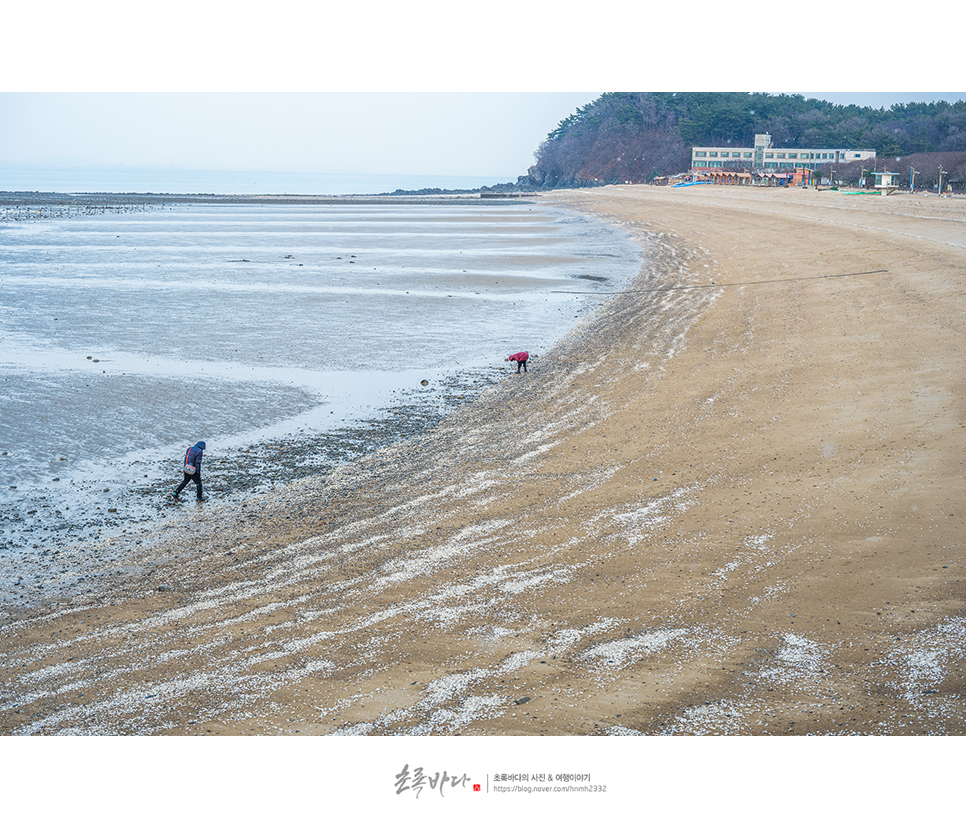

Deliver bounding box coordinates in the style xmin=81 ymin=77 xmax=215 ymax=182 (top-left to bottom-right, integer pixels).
xmin=2 ymin=185 xmax=964 ymax=736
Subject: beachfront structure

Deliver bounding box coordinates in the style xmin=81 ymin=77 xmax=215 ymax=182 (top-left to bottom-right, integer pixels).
xmin=867 ymin=171 xmax=901 ymax=194
xmin=691 ymin=133 xmax=876 ymax=173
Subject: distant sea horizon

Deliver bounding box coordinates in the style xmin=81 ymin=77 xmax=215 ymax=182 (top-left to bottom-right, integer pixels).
xmin=0 ymin=164 xmax=513 ymax=196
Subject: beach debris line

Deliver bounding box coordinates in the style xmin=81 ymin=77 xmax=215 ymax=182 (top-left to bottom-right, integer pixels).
xmin=550 ymin=269 xmax=890 ymax=295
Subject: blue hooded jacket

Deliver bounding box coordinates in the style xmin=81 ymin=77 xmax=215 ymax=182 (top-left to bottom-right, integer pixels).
xmin=185 ymin=441 xmax=206 ymax=470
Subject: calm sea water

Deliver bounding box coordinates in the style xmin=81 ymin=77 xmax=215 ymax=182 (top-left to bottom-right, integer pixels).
xmin=0 ymin=198 xmax=640 ymax=600
xmin=0 ymin=165 xmax=505 ymax=196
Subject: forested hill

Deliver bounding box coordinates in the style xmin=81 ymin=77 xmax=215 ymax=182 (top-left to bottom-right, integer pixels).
xmin=521 ymin=92 xmax=966 ymax=188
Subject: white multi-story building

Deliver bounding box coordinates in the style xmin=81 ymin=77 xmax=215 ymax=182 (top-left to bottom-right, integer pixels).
xmin=691 ymin=133 xmax=876 ymax=172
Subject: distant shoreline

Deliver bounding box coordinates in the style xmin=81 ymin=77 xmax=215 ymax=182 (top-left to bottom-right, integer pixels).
xmin=0 ymin=190 xmax=537 ymax=207
xmin=0 ymin=191 xmax=538 ymax=222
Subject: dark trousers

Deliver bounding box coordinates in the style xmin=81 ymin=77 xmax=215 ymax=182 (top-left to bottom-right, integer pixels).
xmin=175 ymin=469 xmax=202 ymax=499
xmin=516 ymin=360 xmax=527 ymax=373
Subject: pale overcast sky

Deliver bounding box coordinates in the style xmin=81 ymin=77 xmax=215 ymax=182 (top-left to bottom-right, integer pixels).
xmin=0 ymin=93 xmax=600 ymax=179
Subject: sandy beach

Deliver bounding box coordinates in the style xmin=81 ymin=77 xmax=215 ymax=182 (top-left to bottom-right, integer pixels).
xmin=2 ymin=184 xmax=964 ymax=736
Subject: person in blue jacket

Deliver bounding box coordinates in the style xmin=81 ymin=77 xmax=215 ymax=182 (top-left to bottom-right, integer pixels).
xmin=173 ymin=441 xmax=206 ymax=501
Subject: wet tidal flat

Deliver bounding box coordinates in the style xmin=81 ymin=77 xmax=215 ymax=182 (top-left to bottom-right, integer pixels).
xmin=0 ymin=199 xmax=638 ymax=607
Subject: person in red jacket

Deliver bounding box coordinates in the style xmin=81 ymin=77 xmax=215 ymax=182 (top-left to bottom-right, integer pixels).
xmin=506 ymin=351 xmax=529 ymax=373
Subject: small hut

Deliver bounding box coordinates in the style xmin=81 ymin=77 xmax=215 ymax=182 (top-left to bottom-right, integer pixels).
xmin=865 ymin=171 xmax=901 ymax=194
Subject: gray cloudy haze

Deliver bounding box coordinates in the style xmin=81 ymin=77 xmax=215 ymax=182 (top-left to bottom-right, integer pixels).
xmin=0 ymin=93 xmax=601 ymax=181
